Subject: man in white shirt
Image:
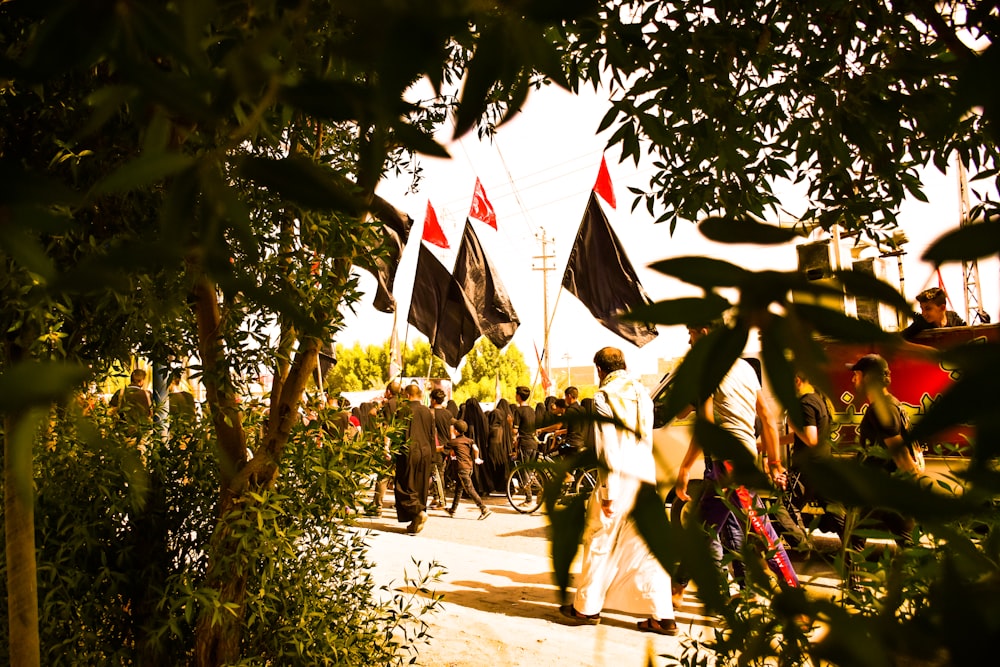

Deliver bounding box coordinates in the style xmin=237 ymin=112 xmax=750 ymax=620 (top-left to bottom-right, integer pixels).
xmin=675 ymin=324 xmax=799 ymax=593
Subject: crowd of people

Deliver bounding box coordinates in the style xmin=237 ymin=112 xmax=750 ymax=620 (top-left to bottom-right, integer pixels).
xmin=95 ymin=288 xmax=969 ymax=634
xmin=364 ymin=296 xmax=966 ymax=632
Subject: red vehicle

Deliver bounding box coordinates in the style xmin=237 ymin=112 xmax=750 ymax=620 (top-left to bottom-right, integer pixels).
xmin=825 ymin=324 xmax=999 ymax=454
xmin=651 ymin=324 xmax=1000 ymax=489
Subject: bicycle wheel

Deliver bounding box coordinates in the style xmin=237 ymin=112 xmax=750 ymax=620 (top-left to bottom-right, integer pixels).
xmin=506 ymin=463 xmax=545 ymax=514
xmin=573 ymin=467 xmax=599 ymax=497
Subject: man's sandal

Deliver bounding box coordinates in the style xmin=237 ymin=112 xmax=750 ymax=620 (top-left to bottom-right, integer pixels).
xmin=637 ymin=618 xmax=678 ymax=635
xmin=558 ymin=604 xmax=600 ymax=625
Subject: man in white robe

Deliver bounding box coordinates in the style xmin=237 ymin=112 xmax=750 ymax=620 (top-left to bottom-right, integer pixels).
xmin=560 ymin=347 xmax=677 ymax=635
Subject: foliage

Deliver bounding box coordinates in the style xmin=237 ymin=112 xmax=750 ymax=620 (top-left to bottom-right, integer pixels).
xmin=326 ymin=342 xmax=392 ymax=393
xmin=454 ymin=338 xmax=530 ymax=404
xmin=324 ymin=337 xmax=530 ymax=403
xmin=0 ymin=403 xmax=437 ymax=666
xmin=561 ymin=1 xmax=1000 ymax=237
xmin=1 ymin=1 xmax=605 ymax=663
xmin=551 ymin=11 xmax=1000 ymax=663
xmin=552 ymin=217 xmax=1000 ymax=666
xmin=400 ymin=339 xmax=451 ymax=379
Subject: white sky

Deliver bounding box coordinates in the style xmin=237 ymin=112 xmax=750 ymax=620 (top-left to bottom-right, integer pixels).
xmin=337 ymin=84 xmax=999 ymax=382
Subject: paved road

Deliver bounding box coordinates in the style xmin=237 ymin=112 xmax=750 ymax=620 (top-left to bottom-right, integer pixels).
xmin=359 ymin=493 xmax=840 ymax=667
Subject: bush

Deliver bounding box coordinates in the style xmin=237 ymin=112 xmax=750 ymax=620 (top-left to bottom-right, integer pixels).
xmin=0 ymin=403 xmax=437 ymax=666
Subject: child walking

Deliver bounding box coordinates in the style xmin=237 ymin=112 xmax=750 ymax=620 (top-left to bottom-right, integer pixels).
xmin=446 ymin=419 xmax=491 ymax=520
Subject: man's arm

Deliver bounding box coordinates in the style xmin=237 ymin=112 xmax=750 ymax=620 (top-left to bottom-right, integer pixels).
xmin=674 ymin=398 xmax=710 ymax=501
xmin=756 ymin=391 xmax=786 ymax=489
xmin=884 ymin=433 xmax=919 ymax=474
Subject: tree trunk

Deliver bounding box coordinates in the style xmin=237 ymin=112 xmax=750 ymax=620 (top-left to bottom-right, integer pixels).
xmin=188 ymin=259 xmax=322 ymax=666
xmin=189 ymin=266 xmax=249 ymax=667
xmin=4 ymin=344 xmax=41 ymax=667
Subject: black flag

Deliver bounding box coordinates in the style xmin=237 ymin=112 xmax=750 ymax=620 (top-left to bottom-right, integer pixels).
xmin=358 ymin=199 xmax=413 ymax=313
xmin=407 ymin=244 xmax=482 ymax=367
xmin=453 ymin=220 xmax=519 ymax=349
xmin=561 ymin=192 xmax=658 ymax=347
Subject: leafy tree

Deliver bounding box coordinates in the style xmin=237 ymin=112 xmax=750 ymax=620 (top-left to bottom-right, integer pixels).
xmin=401 ymin=339 xmax=452 ymax=379
xmin=545 ymin=4 xmax=1000 ymax=665
xmin=1 ymin=1 xmax=601 ymax=665
xmin=454 ymin=338 xmax=530 ymax=403
xmin=326 ymin=342 xmax=390 ymax=393
xmin=562 ymin=1 xmax=1000 ymax=235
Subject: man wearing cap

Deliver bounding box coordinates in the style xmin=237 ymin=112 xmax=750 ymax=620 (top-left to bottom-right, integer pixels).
xmin=445 ymin=418 xmax=491 ymax=520
xmin=902 ymin=287 xmax=966 ymax=340
xmin=850 ymin=354 xmax=920 ymax=542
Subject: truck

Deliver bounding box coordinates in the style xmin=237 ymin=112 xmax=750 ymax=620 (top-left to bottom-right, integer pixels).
xmin=650 ymin=323 xmax=1000 ymax=490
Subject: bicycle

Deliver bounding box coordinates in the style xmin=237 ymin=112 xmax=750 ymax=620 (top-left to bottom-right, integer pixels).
xmin=506 ymin=449 xmax=598 ymax=514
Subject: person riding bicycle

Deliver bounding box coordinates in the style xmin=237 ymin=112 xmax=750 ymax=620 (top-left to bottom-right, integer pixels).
xmin=512 ymin=386 xmax=540 ymax=506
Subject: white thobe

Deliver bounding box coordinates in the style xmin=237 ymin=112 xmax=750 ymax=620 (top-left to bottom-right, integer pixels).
xmin=572 ymin=371 xmax=674 ymax=620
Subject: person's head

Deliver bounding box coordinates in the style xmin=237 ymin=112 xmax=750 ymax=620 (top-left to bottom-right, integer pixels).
xmin=552 ymin=398 xmax=566 ymax=415
xmin=385 ymin=380 xmax=401 ymax=399
xmin=850 ymin=354 xmax=891 ymax=394
xmin=404 ymin=383 xmax=423 ymax=401
xmin=564 ymin=386 xmax=579 ymax=404
xmin=593 ymin=347 xmax=626 ymax=381
xmin=916 ymin=287 xmax=949 ymax=327
xmin=687 ymin=318 xmax=725 ymax=347
xmin=130 ymin=368 xmax=147 ymax=386
xmin=451 ymin=418 xmax=468 ymax=435
xmin=515 ymin=386 xmax=531 ymax=403
xmin=429 ymin=387 xmax=446 ymax=406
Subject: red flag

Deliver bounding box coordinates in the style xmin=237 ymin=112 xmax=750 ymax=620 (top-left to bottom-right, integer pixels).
xmin=422 ymin=201 xmax=450 ymax=248
xmin=468 ymin=178 xmax=497 ymax=229
xmin=593 ymin=155 xmax=616 ymax=209
xmin=534 ymin=342 xmax=552 ymax=392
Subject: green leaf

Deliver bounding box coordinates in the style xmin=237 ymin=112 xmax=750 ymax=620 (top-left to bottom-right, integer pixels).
xmin=759 ymin=316 xmax=803 ymax=430
xmin=0 ymin=218 xmax=58 ymax=281
xmin=280 ymin=79 xmax=376 ymax=122
xmin=790 ymin=302 xmax=897 ymax=343
xmin=832 ymin=269 xmax=911 ymax=312
xmin=649 ymin=256 xmax=750 ymax=288
xmin=92 ymin=153 xmax=196 ymax=195
xmin=453 ymin=23 xmax=505 ymax=139
xmin=803 ymin=457 xmax=979 ymax=521
xmin=0 ymin=361 xmax=90 ymax=413
xmin=630 ymin=483 xmax=680 ymax=576
xmin=921 ymin=220 xmax=1000 ymax=265
xmin=908 ymin=368 xmax=1000 ymax=449
xmin=237 ymin=156 xmax=364 ymax=214
xmin=698 ymin=215 xmax=801 ymax=245
xmin=662 ymin=322 xmax=748 ymax=422
xmin=391 ymin=121 xmax=450 ymax=158
xmin=548 ymin=490 xmax=587 ymax=601
xmin=626 ymin=293 xmax=731 ymax=326
xmin=694 ymin=418 xmax=769 ymax=488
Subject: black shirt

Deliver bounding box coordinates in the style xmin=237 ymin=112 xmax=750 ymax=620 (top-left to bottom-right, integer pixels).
xmin=513 ymin=404 xmax=537 ymax=448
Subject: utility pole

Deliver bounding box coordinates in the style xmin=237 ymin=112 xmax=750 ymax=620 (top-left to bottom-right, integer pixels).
xmin=533 ymin=228 xmax=555 ymax=395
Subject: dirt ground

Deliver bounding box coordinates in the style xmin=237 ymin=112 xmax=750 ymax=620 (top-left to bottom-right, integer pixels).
xmin=360 ymin=488 xmax=843 ymax=667
xmin=361 ymin=493 xmax=711 ymax=667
